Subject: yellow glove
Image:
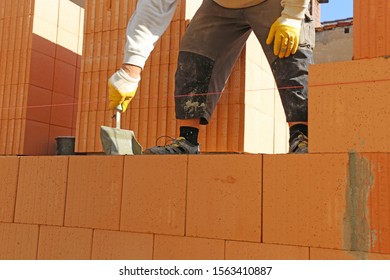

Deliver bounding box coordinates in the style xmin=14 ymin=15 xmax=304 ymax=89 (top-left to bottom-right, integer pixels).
xmin=266 ymin=17 xmax=302 ymax=59
xmin=108 ymin=68 xmax=140 ymax=112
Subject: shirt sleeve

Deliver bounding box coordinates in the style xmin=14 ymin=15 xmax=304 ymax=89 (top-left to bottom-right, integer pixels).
xmin=123 ymin=0 xmax=178 ymax=68
xmin=281 ymin=0 xmax=310 ymax=20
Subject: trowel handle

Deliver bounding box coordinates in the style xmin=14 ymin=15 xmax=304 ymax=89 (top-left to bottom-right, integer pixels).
xmin=116 ymin=105 xmax=122 ymax=129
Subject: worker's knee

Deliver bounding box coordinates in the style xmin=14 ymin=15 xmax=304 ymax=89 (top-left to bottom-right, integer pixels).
xmin=175 ymin=51 xmax=215 ymax=95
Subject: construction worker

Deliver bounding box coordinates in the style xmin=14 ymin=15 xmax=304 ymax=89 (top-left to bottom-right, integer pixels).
xmin=108 ymin=0 xmax=314 ymax=154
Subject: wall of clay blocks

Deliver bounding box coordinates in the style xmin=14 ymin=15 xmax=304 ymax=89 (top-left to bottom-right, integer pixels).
xmin=0 ymin=0 xmax=32 ymax=155
xmin=0 ymin=0 xmax=84 ymax=155
xmin=0 ymin=153 xmax=390 ymax=260
xmin=75 ymin=0 xmax=290 ymax=155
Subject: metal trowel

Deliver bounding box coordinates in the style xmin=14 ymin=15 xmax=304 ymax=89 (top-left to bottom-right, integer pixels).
xmin=100 ymin=105 xmax=142 ymax=155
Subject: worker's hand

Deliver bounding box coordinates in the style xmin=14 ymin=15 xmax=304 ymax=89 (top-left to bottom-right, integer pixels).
xmin=266 ymin=17 xmax=302 ymax=59
xmin=108 ymin=69 xmax=140 ymax=112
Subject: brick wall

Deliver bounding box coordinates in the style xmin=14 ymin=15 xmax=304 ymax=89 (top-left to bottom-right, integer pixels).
xmin=1 ymin=153 xmax=390 ymax=260
xmin=0 ymin=0 xmax=84 ymax=155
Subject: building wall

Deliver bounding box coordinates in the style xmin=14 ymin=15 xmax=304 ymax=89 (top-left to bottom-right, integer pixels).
xmin=314 ymin=22 xmax=354 ymax=63
xmin=311 ymin=0 xmax=322 ymax=27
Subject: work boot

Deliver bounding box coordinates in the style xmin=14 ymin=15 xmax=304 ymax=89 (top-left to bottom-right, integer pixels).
xmin=288 ymin=131 xmax=308 ymax=154
xmin=143 ymin=137 xmax=200 ymax=154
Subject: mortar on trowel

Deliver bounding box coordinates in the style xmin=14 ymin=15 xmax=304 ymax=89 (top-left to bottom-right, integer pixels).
xmin=100 ymin=105 xmax=142 ymax=155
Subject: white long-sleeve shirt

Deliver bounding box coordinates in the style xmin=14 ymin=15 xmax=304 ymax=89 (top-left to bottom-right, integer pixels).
xmin=124 ymin=0 xmax=309 ymax=68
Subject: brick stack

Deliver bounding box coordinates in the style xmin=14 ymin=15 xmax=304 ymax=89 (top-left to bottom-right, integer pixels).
xmin=309 ymin=0 xmax=390 ymax=153
xmin=0 ymin=0 xmax=84 ymax=155
xmin=0 ymin=0 xmax=32 ymax=155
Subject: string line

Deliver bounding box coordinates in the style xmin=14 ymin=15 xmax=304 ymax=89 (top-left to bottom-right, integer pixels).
xmin=0 ymin=77 xmax=389 ymax=111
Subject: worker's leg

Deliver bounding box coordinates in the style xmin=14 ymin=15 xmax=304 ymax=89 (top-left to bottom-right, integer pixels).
xmin=245 ymin=1 xmax=314 ymax=153
xmin=174 ymin=0 xmax=252 ymax=125
xmin=144 ymin=0 xmax=252 ymax=154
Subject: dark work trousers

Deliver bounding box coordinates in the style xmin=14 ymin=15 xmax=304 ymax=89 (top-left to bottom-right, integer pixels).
xmin=174 ymin=0 xmax=315 ymax=125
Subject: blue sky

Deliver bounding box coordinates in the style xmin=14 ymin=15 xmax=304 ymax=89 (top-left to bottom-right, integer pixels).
xmin=320 ymin=0 xmax=354 ymax=22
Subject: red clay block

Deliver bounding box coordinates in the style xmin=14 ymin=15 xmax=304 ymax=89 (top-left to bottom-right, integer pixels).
xmin=84 ymin=0 xmax=95 ymax=34
xmin=102 ymin=1 xmax=111 ymax=32
xmin=11 ymin=119 xmax=23 ymax=155
xmin=354 ymin=0 xmax=390 ymax=59
xmin=79 ymin=71 xmax=92 ymax=112
xmin=205 ymin=108 xmax=218 ymax=151
xmin=11 ymin=50 xmax=21 ymax=85
xmin=50 ymin=92 xmax=75 ymax=128
xmin=93 ymin=110 xmax=105 ymax=151
xmin=94 ymin=0 xmax=104 ymax=33
xmin=74 ymin=111 xmax=88 ymax=152
xmin=1 ymin=85 xmax=11 ymax=120
xmin=0 ymin=157 xmax=19 ymax=222
xmin=56 ymin=43 xmax=77 ymax=66
xmin=88 ymin=71 xmax=100 ymax=112
xmin=31 ymin=33 xmax=55 ymax=58
xmin=156 ymin=63 xmax=169 ymax=138
xmin=53 ymin=59 xmax=76 ymax=97
xmin=29 ymin=50 xmax=55 ymax=90
xmin=226 ymin=241 xmax=309 ymax=260
xmin=7 ymin=83 xmax=17 ymax=121
xmin=186 ymin=154 xmax=262 ymax=242
xmin=23 ymin=120 xmax=50 ymax=155
xmin=309 ymin=57 xmax=390 ymax=153
xmin=15 ymin=156 xmax=68 ymax=226
xmin=16 ymin=84 xmax=27 ymax=120
xmin=362 ymin=153 xmax=390 ymax=254
xmin=25 ymin=84 xmax=52 ymax=123
xmin=0 ymin=222 xmax=39 ymax=260
xmin=92 ymin=32 xmax=103 ymax=72
xmin=74 ymin=67 xmax=81 ymax=98
xmin=82 ymin=35 xmax=94 ymax=73
xmin=65 ymin=156 xmax=123 ymax=230
xmin=92 ymin=229 xmax=153 ymax=260
xmin=5 ymin=118 xmax=15 ymax=155
xmin=263 ymin=154 xmax=349 ymax=250
xmin=37 ymin=225 xmax=93 ymax=260
xmin=108 ymin=29 xmax=119 ymax=71
xmin=0 ymin=121 xmax=9 ymax=154
xmin=97 ymin=71 xmax=108 ymax=111
xmin=100 ymin=31 xmax=110 ymax=71
xmin=118 ymin=0 xmax=129 ymax=30
xmin=109 ymin=0 xmax=120 ymax=31
xmin=86 ymin=110 xmax=97 ymax=152
xmin=120 ymin=156 xmax=187 ymax=235
xmin=310 ymin=247 xmax=390 ymax=260
xmin=137 ymin=66 xmax=151 ymax=147
xmin=154 ymin=235 xmax=225 ymax=260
